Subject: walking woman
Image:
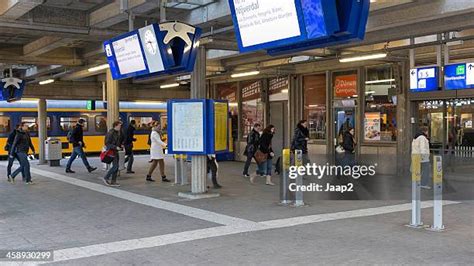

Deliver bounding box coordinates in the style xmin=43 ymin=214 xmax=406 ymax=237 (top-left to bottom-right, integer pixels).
xmin=252 ymin=125 xmax=276 ymax=185
xmin=342 ymin=127 xmax=356 ymax=168
xmin=10 ymin=122 xmax=35 ymax=184
xmin=103 ymin=121 xmax=123 ymax=187
xmin=291 ymin=120 xmax=310 ymax=164
xmin=146 ymin=123 xmax=170 ymax=182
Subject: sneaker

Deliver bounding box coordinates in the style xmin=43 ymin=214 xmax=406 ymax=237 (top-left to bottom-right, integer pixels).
xmin=213 ymin=184 xmax=222 ymax=189
xmin=161 ymin=176 xmax=171 ymax=182
xmin=26 ymin=181 xmax=34 ymax=185
xmin=7 ymin=175 xmax=11 ymax=183
xmin=127 ymin=171 xmax=135 ymax=174
xmin=66 ymin=169 xmax=75 ymax=174
xmin=88 ymin=167 xmax=97 ymax=173
xmin=103 ymin=178 xmax=111 ymax=186
xmin=110 ymin=182 xmax=121 ymax=187
xmin=243 ymin=174 xmax=250 ymax=178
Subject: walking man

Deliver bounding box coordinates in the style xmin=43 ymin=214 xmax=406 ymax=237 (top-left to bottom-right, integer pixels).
xmin=124 ymin=120 xmax=137 ymax=174
xmin=66 ymin=118 xmax=97 ymax=173
xmin=103 ymin=121 xmax=123 ymax=187
xmin=5 ymin=124 xmax=21 ymax=182
xmin=10 ymin=122 xmax=35 ymax=184
xmin=242 ymin=123 xmax=262 ymax=178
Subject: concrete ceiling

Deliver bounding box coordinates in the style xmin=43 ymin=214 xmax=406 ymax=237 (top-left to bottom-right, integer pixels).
xmin=0 ymin=0 xmax=474 ymax=98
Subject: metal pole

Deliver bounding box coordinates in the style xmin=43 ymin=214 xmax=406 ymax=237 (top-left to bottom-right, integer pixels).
xmin=408 ymin=154 xmax=423 ymax=228
xmin=174 ymin=155 xmax=181 ymax=185
xmin=280 ymin=149 xmax=291 ymax=205
xmin=180 ymin=154 xmax=187 ymax=185
xmin=294 ymin=149 xmax=304 ymax=207
xmin=428 ymin=155 xmax=445 ymax=231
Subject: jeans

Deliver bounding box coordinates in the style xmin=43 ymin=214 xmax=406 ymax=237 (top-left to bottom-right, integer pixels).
xmin=7 ymin=153 xmax=22 ymax=178
xmin=125 ymin=152 xmax=134 ymax=172
xmin=66 ymin=146 xmax=91 ymax=170
xmin=104 ymin=153 xmax=119 ymax=183
xmin=243 ymin=152 xmax=255 ymax=175
xmin=257 ymin=158 xmax=273 ymax=176
xmin=12 ymin=152 xmax=31 ymax=182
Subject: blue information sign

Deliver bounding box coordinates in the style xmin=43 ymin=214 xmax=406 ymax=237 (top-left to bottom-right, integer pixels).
xmin=1 ymin=77 xmax=25 ymax=102
xmin=228 ymin=0 xmax=369 ymax=55
xmin=104 ymin=22 xmax=201 ymax=80
xmin=409 ymin=66 xmax=439 ymax=92
xmin=167 ymin=99 xmax=229 ymax=155
xmin=444 ymin=62 xmax=474 ymax=90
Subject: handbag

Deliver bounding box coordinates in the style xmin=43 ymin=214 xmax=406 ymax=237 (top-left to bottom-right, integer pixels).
xmin=335 ymin=145 xmax=345 ymax=154
xmin=254 ymin=150 xmax=267 ymax=164
xmin=100 ymin=147 xmax=115 ymax=164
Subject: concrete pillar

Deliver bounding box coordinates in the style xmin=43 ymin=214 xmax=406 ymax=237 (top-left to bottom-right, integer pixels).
xmin=106 ymin=69 xmax=119 ymax=129
xmin=37 ymin=98 xmax=47 ymax=164
xmin=288 ymin=74 xmax=303 ymax=143
xmin=190 ymin=46 xmax=208 ymax=194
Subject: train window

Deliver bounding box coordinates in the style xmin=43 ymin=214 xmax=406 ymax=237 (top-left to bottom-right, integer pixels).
xmin=95 ymin=116 xmax=107 ymax=133
xmin=130 ymin=116 xmax=153 ymax=130
xmin=21 ymin=117 xmax=51 ymax=131
xmin=60 ymin=117 xmax=88 ymax=132
xmin=0 ymin=116 xmax=11 ymax=133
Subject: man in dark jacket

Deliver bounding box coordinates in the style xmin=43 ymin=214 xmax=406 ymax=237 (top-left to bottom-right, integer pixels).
xmin=66 ymin=118 xmax=97 ymax=174
xmin=123 ymin=120 xmax=137 ymax=173
xmin=291 ymin=120 xmax=310 ymax=167
xmin=103 ymin=121 xmax=123 ymax=187
xmin=242 ymin=123 xmax=262 ymax=177
xmin=5 ymin=124 xmax=20 ymax=182
xmin=10 ymin=123 xmax=35 ymax=184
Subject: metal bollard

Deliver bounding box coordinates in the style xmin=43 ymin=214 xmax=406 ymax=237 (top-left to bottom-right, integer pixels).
xmin=294 ymin=149 xmax=305 ymax=207
xmin=407 ymin=154 xmax=423 ymax=228
xmin=174 ymin=154 xmax=187 ymax=185
xmin=427 ymin=155 xmax=445 ymax=231
xmin=280 ymin=149 xmax=291 ymax=205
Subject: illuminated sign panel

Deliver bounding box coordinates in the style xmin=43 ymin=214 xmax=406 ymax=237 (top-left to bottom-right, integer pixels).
xmin=409 ymin=67 xmax=439 ymax=92
xmin=444 ymin=63 xmax=474 ymax=90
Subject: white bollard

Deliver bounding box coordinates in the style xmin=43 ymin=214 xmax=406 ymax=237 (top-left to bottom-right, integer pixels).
xmin=427 ymin=155 xmax=445 ymax=231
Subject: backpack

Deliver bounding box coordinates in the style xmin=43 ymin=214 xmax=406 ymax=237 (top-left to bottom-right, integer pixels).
xmin=67 ymin=129 xmax=74 ymax=143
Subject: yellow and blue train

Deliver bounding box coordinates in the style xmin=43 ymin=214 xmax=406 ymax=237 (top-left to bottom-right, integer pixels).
xmin=0 ymin=100 xmax=167 ymax=157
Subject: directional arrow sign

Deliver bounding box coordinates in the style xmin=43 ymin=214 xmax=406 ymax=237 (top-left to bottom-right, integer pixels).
xmin=410 ymin=68 xmax=418 ymax=90
xmin=467 ymin=62 xmax=474 ymax=85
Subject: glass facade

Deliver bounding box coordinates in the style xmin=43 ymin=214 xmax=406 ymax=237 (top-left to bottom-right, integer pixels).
xmin=241 ymin=80 xmax=263 ymax=138
xmin=303 ymin=74 xmax=326 ymax=140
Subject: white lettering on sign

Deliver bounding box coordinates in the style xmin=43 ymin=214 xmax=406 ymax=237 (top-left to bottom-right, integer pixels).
xmin=410 ymin=69 xmax=417 ymax=90
xmin=467 ymin=63 xmax=474 ymax=86
xmin=112 ymin=34 xmax=146 ymax=75
xmin=233 ymin=0 xmax=301 ymax=48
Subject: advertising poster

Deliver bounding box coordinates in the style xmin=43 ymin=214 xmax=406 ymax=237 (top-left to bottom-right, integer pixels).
xmin=334 ymin=74 xmax=357 ymax=98
xmin=364 ymin=112 xmax=381 ymax=141
xmin=214 ymin=102 xmax=229 ymax=152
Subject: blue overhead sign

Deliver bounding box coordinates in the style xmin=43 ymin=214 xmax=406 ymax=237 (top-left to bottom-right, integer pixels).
xmin=104 ymin=22 xmax=201 ymax=80
xmin=410 ymin=66 xmax=439 ymax=92
xmin=228 ymin=0 xmax=370 ymax=55
xmin=1 ymin=77 xmax=25 ymax=102
xmin=444 ymin=63 xmax=474 ymax=90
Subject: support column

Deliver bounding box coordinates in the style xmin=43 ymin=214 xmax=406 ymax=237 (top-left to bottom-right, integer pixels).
xmin=190 ymin=46 xmax=208 ymax=195
xmin=288 ymin=74 xmax=303 ymax=144
xmin=37 ymin=98 xmax=47 ymax=165
xmin=106 ymin=69 xmax=119 ymax=129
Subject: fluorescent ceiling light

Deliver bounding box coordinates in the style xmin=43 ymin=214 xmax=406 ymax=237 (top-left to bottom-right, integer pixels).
xmin=229 ymin=102 xmax=238 ymax=107
xmin=308 ymin=104 xmax=318 ymax=107
xmin=339 ymin=53 xmax=387 ymax=63
xmin=365 ymin=79 xmax=395 ymax=84
xmin=281 ymin=89 xmax=289 ymax=93
xmin=231 ymin=71 xmax=260 ymax=78
xmin=88 ymin=64 xmax=109 ymax=72
xmin=160 ymin=83 xmax=179 ymax=89
xmin=39 ymin=79 xmax=54 ymax=85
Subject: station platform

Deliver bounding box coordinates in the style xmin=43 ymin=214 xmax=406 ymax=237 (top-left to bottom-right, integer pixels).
xmin=0 ymin=155 xmax=473 ymax=265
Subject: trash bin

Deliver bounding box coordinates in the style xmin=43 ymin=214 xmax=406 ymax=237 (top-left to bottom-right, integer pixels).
xmin=118 ymin=150 xmax=126 ymax=171
xmin=45 ymin=137 xmax=62 ymax=166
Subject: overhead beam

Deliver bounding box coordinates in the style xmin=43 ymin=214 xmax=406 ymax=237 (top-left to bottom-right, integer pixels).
xmin=0 ymin=53 xmax=83 ymax=66
xmin=23 ymin=36 xmax=76 ymax=57
xmin=90 ymin=0 xmax=160 ymax=28
xmin=0 ymin=0 xmax=43 ymax=19
xmin=23 ymin=81 xmax=190 ymax=101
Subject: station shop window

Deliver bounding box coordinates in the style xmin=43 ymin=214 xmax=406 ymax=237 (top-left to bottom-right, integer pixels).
xmin=241 ymin=80 xmax=263 ymax=139
xmin=364 ymin=65 xmax=397 ymax=142
xmin=95 ymin=116 xmax=107 ymax=133
xmin=21 ymin=117 xmax=51 ymax=132
xmin=303 ymin=74 xmax=326 ymax=140
xmin=0 ymin=116 xmax=10 ymax=133
xmin=130 ymin=116 xmax=153 ymax=130
xmin=216 ymin=83 xmax=238 ymax=140
xmin=60 ymin=117 xmax=88 ymax=132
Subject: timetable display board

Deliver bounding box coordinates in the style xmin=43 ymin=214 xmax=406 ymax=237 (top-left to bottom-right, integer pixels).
xmin=444 ymin=63 xmax=474 ymax=90
xmin=409 ymin=66 xmax=439 ymax=92
xmin=104 ymin=22 xmax=201 ymax=80
xmin=228 ymin=0 xmax=369 ymax=55
xmin=167 ymin=99 xmax=229 ymax=155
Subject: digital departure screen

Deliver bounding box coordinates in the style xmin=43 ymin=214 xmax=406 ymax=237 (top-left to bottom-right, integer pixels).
xmin=444 ymin=63 xmax=474 ymax=90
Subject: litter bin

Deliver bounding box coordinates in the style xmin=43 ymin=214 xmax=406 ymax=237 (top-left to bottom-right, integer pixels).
xmin=45 ymin=137 xmax=62 ymax=166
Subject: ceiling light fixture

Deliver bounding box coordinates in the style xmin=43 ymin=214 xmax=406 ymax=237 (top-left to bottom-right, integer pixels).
xmin=88 ymin=64 xmax=109 ymax=72
xmin=339 ymin=53 xmax=387 ymax=63
xmin=281 ymin=89 xmax=289 ymax=93
xmin=365 ymin=78 xmax=395 ymax=84
xmin=231 ymin=70 xmax=260 ymax=78
xmin=160 ymin=83 xmax=180 ymax=89
xmin=39 ymin=79 xmax=54 ymax=85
